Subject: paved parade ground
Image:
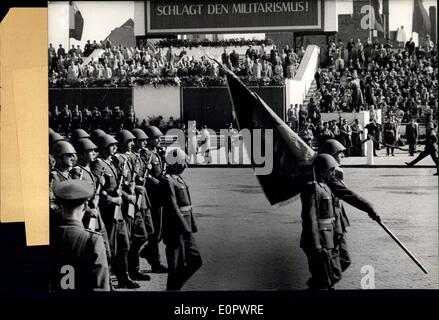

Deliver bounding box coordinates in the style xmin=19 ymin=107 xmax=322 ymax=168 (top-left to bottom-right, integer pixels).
xmin=126 ymin=161 xmax=438 ymax=291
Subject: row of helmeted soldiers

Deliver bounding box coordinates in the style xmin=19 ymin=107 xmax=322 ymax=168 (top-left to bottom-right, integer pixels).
xmin=49 ymin=126 xmax=202 ymax=291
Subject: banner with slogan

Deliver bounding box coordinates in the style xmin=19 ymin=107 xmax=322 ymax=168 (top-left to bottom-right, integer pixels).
xmin=145 ymin=0 xmax=323 ymax=34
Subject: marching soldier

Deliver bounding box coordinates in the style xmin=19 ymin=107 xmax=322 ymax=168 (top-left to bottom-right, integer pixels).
xmin=71 ymin=138 xmax=111 ymax=263
xmin=131 ymin=128 xmax=156 ymax=275
xmin=71 ymin=105 xmax=83 ymax=131
xmin=318 ymin=139 xmax=381 ymax=272
xmin=50 ymin=141 xmax=77 ymax=227
xmin=161 ymin=148 xmax=202 ymax=290
xmin=301 ymin=154 xmax=343 ymax=289
xmin=92 ymin=134 xmax=139 ymax=288
xmin=139 ymin=126 xmax=168 ymax=273
xmin=114 ymin=130 xmax=150 ymax=281
xmin=49 ymin=129 xmax=65 ymax=171
xmin=406 ymin=123 xmax=438 ymax=175
xmin=50 ymin=179 xmax=110 ymax=291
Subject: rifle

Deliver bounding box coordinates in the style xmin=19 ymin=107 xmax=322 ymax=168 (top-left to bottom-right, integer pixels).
xmin=127 ymin=161 xmax=137 ymax=219
xmin=87 ymin=171 xmax=105 ymax=231
xmin=136 ymin=153 xmax=152 ymax=208
xmin=113 ymin=158 xmax=127 ymax=221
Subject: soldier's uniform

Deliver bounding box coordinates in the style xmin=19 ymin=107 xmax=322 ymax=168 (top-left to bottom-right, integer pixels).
xmin=71 ymin=162 xmax=111 ymax=262
xmin=161 ymin=173 xmax=202 ymax=290
xmin=82 ymin=108 xmax=92 ymax=132
xmin=101 ymin=108 xmax=113 ymax=133
xmin=113 ymin=107 xmax=125 ymax=132
xmin=50 ymin=180 xmax=110 ymax=291
xmin=71 ymin=108 xmax=83 ymax=131
xmin=114 ymin=149 xmax=149 ymax=278
xmin=318 ymin=140 xmax=380 ymax=272
xmin=300 ymin=172 xmax=342 ymax=289
xmin=124 ymin=108 xmax=136 ymax=130
xmin=60 ymin=107 xmax=72 ymax=135
xmin=139 ymin=146 xmax=165 ymax=269
xmin=91 ymin=108 xmax=102 ymax=131
xmin=406 ymin=126 xmax=438 ymax=173
xmin=91 ymin=150 xmax=133 ymax=287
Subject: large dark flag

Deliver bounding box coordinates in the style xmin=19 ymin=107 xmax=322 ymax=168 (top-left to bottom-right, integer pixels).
xmin=413 ymin=0 xmax=431 ymax=38
xmin=226 ymin=71 xmax=315 ymax=207
xmin=69 ymin=1 xmax=84 ymax=41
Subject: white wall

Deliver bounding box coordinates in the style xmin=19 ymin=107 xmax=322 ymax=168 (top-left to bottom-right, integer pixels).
xmin=285 ymin=45 xmax=320 ymax=107
xmin=133 ymin=86 xmax=180 ymax=123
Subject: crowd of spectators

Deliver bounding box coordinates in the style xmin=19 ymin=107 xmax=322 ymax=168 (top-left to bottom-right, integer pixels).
xmin=285 ymin=37 xmax=438 ymax=155
xmin=310 ymin=37 xmax=437 ymax=122
xmin=48 ymin=39 xmax=304 ymax=88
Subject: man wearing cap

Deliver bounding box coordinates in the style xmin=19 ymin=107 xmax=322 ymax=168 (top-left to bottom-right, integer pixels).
xmin=139 ymin=126 xmax=168 ymax=273
xmin=91 ymin=134 xmax=139 ymax=288
xmin=50 ymin=180 xmax=110 ymax=291
xmin=161 ymin=148 xmax=202 ymax=290
xmin=114 ymin=130 xmax=150 ymax=281
xmin=71 ymin=138 xmax=111 ymax=263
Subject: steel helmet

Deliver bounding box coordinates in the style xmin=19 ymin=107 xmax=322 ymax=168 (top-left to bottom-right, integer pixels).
xmin=144 ymin=125 xmax=163 ymax=138
xmin=131 ymin=128 xmax=149 ymax=141
xmin=165 ymin=148 xmax=188 ymax=165
xmin=73 ymin=138 xmax=98 ymax=154
xmin=70 ymin=129 xmax=90 ymax=142
xmin=115 ymin=130 xmax=136 ymax=144
xmin=313 ymin=154 xmax=339 ymax=174
xmin=96 ymin=134 xmax=118 ymax=149
xmin=90 ymin=129 xmax=106 ymax=144
xmin=52 ymin=141 xmax=77 ymax=157
xmin=318 ymin=139 xmax=346 ymax=155
xmin=49 ymin=130 xmax=64 ymax=149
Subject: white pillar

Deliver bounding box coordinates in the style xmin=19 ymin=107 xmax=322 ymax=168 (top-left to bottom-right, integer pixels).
xmin=367 ymin=139 xmax=374 ymax=165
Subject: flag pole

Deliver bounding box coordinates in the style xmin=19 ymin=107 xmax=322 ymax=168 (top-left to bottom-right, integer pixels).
xmin=377 ymin=220 xmax=428 ymax=274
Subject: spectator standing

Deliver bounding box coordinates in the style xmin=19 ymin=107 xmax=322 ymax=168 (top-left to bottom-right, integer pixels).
xmin=70 ymin=105 xmax=83 ymax=131
xmin=339 ymin=118 xmax=352 ymax=155
xmin=351 ymin=118 xmax=363 ymax=156
xmin=383 ymin=116 xmax=397 ymax=156
xmin=405 ymin=118 xmax=419 ymax=156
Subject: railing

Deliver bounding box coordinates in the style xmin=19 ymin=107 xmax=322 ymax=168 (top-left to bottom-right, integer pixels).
xmin=285 ymin=45 xmax=320 ymax=108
